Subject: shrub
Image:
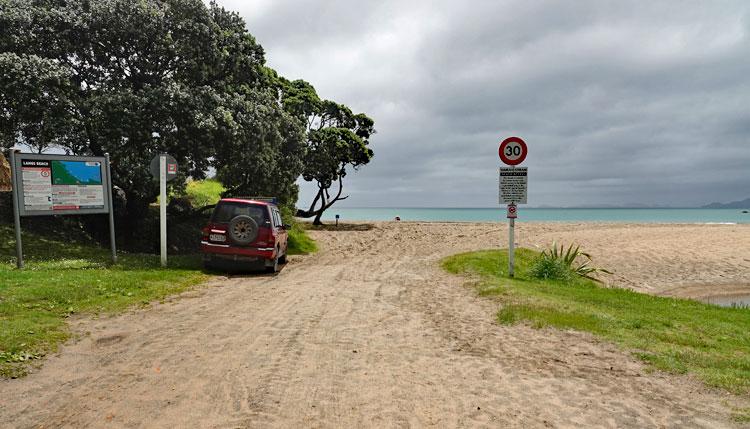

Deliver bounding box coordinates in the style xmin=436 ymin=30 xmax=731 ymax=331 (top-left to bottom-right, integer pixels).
xmin=530 ymin=242 xmax=611 ymax=282
xmin=529 ymin=255 xmax=573 ymax=281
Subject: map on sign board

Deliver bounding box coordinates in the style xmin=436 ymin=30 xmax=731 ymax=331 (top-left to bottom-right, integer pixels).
xmin=50 ymin=161 xmax=104 ymax=210
xmin=18 ymin=156 xmax=108 ymax=215
xmin=499 ymin=167 xmax=528 ymax=204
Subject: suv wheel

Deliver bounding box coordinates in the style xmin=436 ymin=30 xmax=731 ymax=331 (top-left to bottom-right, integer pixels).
xmin=228 ymin=215 xmax=258 ymax=245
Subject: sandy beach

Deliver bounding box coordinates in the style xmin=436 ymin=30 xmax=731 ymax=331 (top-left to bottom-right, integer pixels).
xmin=2 ymin=221 xmax=749 ymax=427
xmin=514 ymin=222 xmax=750 ymax=299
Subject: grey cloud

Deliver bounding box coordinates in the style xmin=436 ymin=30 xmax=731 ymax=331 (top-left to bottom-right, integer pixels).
xmin=216 ymin=0 xmax=750 ymax=207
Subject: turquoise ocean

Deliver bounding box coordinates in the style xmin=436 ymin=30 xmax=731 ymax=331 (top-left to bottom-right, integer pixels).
xmin=320 ymin=208 xmax=750 ymax=224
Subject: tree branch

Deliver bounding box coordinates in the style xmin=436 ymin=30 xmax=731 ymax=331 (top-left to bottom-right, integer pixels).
xmin=323 ymin=175 xmax=347 ymax=210
xmin=305 ymin=188 xmax=323 ymax=213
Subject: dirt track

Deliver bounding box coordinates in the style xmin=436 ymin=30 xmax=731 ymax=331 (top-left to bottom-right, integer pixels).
xmin=2 ymin=222 xmax=748 ymax=428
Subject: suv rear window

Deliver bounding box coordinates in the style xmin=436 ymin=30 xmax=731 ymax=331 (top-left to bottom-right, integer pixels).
xmin=211 ymin=202 xmax=269 ymax=225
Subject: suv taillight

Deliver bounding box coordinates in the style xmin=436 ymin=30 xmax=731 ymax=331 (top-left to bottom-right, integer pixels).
xmin=255 ymin=227 xmax=272 ymax=246
xmin=201 ymin=226 xmax=210 ymax=241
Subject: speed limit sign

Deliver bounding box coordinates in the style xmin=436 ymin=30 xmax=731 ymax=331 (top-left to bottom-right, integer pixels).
xmin=498 ymin=137 xmax=527 ymax=166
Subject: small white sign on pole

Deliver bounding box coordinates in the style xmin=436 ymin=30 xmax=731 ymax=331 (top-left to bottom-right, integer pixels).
xmin=507 ymin=203 xmax=517 ymax=219
xmin=159 ymin=155 xmax=167 ymax=267
xmin=499 ymin=167 xmax=528 ymax=205
xmin=150 ymin=153 xmax=177 ymax=268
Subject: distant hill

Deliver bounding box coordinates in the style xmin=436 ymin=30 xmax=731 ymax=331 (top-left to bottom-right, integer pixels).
xmin=702 ymin=198 xmax=750 ymax=209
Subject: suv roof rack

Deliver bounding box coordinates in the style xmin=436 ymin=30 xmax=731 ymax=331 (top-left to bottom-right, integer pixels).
xmin=231 ymin=196 xmax=278 ymax=205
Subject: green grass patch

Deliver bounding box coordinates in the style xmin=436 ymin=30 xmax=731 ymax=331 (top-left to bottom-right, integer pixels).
xmin=287 ymin=224 xmax=317 ymax=255
xmin=0 ymin=224 xmax=208 ymax=378
xmin=277 ymin=206 xmax=317 ymax=255
xmin=185 ymin=179 xmax=225 ymax=208
xmin=732 ymin=406 xmax=750 ymax=423
xmin=442 ymin=249 xmax=750 ymax=395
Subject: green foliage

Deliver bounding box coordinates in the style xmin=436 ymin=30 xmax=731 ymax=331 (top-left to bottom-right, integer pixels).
xmin=0 ymin=0 xmax=375 ymax=229
xmin=1 ymin=0 xmax=372 ymax=235
xmin=185 ymin=179 xmax=225 ymax=208
xmin=443 ymin=249 xmax=750 ymax=395
xmin=277 ymin=205 xmax=316 ymax=255
xmin=274 ymin=77 xmax=375 ymax=224
xmin=732 ymin=407 xmax=750 ymax=423
xmin=0 ymin=53 xmax=80 ymax=152
xmin=0 ymin=0 xmax=301 ymax=220
xmin=287 ymin=224 xmax=317 ymax=255
xmin=0 ymin=224 xmax=207 ymax=378
xmin=531 ymin=242 xmax=612 ymax=281
xmin=213 ymin=89 xmax=306 ymax=206
xmin=529 ymin=256 xmax=572 ymax=281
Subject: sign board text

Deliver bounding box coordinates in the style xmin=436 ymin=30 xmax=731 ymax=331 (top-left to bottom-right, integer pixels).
xmin=499 ymin=167 xmax=528 ymax=204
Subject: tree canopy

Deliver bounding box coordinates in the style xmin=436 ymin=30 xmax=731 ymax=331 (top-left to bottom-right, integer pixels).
xmin=275 ymin=76 xmax=375 ymax=224
xmin=0 ymin=0 xmax=373 ymax=227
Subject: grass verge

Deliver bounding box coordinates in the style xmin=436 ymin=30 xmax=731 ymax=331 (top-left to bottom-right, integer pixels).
xmin=287 ymin=223 xmax=317 ymax=255
xmin=1 ymin=224 xmax=208 ymax=378
xmin=442 ymin=248 xmax=750 ymax=396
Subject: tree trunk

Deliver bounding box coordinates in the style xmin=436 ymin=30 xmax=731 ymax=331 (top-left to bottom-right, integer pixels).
xmin=297 ymin=176 xmax=350 ymax=226
xmin=0 ymin=152 xmax=11 ymax=192
xmin=296 ymin=208 xmax=317 ymax=218
xmin=313 ymin=211 xmax=324 ymax=225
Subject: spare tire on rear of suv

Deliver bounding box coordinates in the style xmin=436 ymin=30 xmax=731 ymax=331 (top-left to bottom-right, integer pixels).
xmin=228 ymin=215 xmax=258 ymax=245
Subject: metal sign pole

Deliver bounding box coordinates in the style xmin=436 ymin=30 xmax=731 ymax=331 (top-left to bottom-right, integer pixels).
xmin=9 ymin=149 xmax=23 ymax=269
xmin=509 ymin=217 xmax=515 ymax=278
xmin=104 ymin=153 xmax=117 ymax=264
xmin=509 ymin=164 xmax=516 ymax=278
xmin=160 ymin=154 xmax=167 ymax=267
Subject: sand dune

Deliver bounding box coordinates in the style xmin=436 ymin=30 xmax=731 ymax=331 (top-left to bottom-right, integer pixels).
xmin=1 ymin=222 xmax=748 ymax=428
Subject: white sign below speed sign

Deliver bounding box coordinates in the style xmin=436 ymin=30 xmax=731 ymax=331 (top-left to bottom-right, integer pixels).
xmin=499 ymin=167 xmax=528 ymax=204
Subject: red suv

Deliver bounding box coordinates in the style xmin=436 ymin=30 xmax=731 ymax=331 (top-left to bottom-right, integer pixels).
xmin=201 ymin=198 xmax=289 ymax=272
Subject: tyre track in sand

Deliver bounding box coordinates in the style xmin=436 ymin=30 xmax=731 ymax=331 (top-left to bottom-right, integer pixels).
xmin=1 ymin=222 xmax=747 ymax=428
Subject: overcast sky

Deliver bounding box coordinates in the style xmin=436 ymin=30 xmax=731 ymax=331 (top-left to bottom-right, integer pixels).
xmin=217 ymin=0 xmax=750 ymax=208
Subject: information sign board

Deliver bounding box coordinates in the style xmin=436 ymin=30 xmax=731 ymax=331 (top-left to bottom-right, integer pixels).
xmin=13 ymin=153 xmax=112 ymax=216
xmin=8 ymin=150 xmax=117 ymax=268
xmin=499 ymin=167 xmax=528 ymax=204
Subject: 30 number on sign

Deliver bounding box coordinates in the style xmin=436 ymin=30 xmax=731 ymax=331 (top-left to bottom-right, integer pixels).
xmin=504 ymin=144 xmax=522 ymax=157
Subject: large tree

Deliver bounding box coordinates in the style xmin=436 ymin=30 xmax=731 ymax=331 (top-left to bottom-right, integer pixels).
xmin=275 ymin=77 xmax=375 ymax=224
xmin=0 ymin=0 xmax=301 ymax=222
